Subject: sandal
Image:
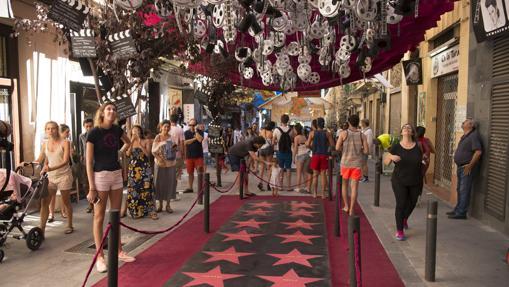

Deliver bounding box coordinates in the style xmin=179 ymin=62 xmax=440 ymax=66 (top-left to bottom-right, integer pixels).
xmin=118 ymin=251 xmax=136 ymax=263
xmin=166 ymin=205 xmax=174 ymax=214
xmin=61 ymin=213 xmax=67 ymax=219
xmin=150 ymin=212 xmax=159 ymax=220
xmin=65 ymin=227 xmax=74 ymax=234
xmin=48 ymin=216 xmax=54 ymax=223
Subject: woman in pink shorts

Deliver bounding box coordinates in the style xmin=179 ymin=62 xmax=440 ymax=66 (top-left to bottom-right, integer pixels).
xmin=86 ymin=102 xmax=135 ymax=273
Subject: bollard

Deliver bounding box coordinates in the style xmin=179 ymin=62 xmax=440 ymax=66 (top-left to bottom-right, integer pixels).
xmin=215 ymin=154 xmax=222 ymax=187
xmin=108 ymin=210 xmax=120 ymax=287
xmin=425 ymin=200 xmax=438 ymax=282
xmin=204 ymin=173 xmax=210 ymax=233
xmin=328 ymin=158 xmax=333 ymax=201
xmin=239 ymin=159 xmax=246 ymax=200
xmin=198 ymin=172 xmax=204 ymax=205
xmin=348 ymin=216 xmax=362 ymax=287
xmin=334 ymin=172 xmax=342 ymax=237
xmin=374 ymin=143 xmax=381 ymax=207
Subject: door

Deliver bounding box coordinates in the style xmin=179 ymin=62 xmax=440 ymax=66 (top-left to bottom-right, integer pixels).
xmin=389 ymin=92 xmax=401 ymax=136
xmin=434 ymin=73 xmax=458 ymax=188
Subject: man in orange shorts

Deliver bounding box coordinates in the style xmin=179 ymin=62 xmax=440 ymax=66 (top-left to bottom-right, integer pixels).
xmin=184 ymin=119 xmax=204 ymax=193
xmin=336 ymin=115 xmax=369 ymax=215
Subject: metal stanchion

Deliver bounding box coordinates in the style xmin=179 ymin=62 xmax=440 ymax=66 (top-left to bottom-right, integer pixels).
xmin=335 ymin=172 xmax=342 ymax=237
xmin=328 ymin=157 xmax=333 ymax=201
xmin=204 ymin=173 xmax=210 ymax=233
xmin=215 ymin=154 xmax=222 ymax=187
xmin=198 ymin=172 xmax=204 ymax=205
xmin=348 ymin=215 xmax=361 ymax=287
xmin=425 ymin=200 xmax=438 ymax=282
xmin=374 ymin=141 xmax=381 ymax=207
xmin=239 ymin=159 xmax=245 ymax=200
xmin=108 ymin=210 xmax=120 ymax=287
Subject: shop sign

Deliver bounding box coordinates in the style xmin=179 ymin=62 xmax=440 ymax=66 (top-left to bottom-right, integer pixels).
xmin=472 ymin=0 xmax=509 ymax=42
xmin=431 ymin=45 xmax=460 ymax=78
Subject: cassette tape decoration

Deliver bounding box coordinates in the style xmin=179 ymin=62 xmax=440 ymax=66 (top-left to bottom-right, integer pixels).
xmin=47 ymin=0 xmax=89 ymax=32
xmin=108 ymin=30 xmax=138 ymax=61
xmin=101 ymin=87 xmax=137 ymax=121
xmin=70 ymin=29 xmax=96 ymax=58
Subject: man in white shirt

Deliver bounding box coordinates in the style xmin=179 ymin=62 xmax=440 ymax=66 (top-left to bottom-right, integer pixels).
xmin=360 ymin=119 xmax=373 ymax=182
xmin=273 ymin=114 xmax=294 ymax=190
xmin=233 ymin=127 xmax=243 ymax=144
xmin=198 ymin=123 xmax=209 ymax=170
xmin=170 ymin=114 xmax=185 ymax=180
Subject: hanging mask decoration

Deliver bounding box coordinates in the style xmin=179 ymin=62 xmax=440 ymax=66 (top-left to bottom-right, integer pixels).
xmin=365 ymin=28 xmax=375 ymax=44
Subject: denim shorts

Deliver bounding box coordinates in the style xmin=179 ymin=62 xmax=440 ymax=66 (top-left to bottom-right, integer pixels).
xmin=229 ymin=154 xmax=242 ymax=172
xmin=277 ymin=152 xmax=292 ymax=170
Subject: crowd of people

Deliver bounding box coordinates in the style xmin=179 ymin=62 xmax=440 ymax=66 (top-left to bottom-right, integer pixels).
xmin=21 ymin=100 xmax=482 ymax=272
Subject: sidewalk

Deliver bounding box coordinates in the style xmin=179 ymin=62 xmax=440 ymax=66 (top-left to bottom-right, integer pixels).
xmin=357 ymin=161 xmax=509 ymax=287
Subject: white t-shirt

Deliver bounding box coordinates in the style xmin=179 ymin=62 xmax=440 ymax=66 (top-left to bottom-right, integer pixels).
xmin=169 ymin=124 xmax=184 ymax=158
xmin=362 ymin=127 xmax=373 ymax=156
xmin=269 ymin=165 xmax=281 ymax=188
xmin=272 ymin=125 xmax=291 ymax=151
xmin=233 ymin=129 xmax=243 ymax=144
xmin=202 ymin=132 xmax=209 ymax=153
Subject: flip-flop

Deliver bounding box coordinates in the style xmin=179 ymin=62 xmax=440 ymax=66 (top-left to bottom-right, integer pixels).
xmin=65 ymin=227 xmax=74 ymax=234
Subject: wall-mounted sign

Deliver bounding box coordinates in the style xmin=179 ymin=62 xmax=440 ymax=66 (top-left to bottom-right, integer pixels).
xmin=403 ymin=59 xmax=423 ymax=85
xmin=70 ymin=29 xmax=96 ymax=58
xmin=431 ymin=45 xmax=460 ymax=78
xmin=48 ymin=0 xmax=89 ymax=32
xmin=183 ymin=104 xmax=194 ymax=123
xmin=472 ymin=0 xmax=509 ymax=42
xmin=108 ymin=30 xmax=138 ymax=61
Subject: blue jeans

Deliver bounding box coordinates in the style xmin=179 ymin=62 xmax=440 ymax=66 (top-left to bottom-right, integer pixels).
xmin=454 ymin=165 xmax=474 ymax=216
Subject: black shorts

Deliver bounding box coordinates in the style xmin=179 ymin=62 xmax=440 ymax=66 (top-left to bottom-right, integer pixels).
xmin=229 ymin=154 xmax=242 ymax=172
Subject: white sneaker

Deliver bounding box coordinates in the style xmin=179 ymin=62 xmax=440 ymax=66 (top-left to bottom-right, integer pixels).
xmin=96 ymin=257 xmax=107 ymax=273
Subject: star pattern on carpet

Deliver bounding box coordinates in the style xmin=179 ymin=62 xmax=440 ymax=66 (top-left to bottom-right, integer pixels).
xmin=220 ymin=230 xmax=264 ymax=243
xmin=182 ymin=266 xmax=244 ymax=287
xmin=243 ymin=208 xmax=271 ymax=216
xmin=286 ymin=209 xmax=319 ymax=218
xmin=268 ymin=248 xmax=323 ymax=267
xmin=203 ymin=246 xmax=255 ymax=264
xmin=250 ymin=201 xmax=277 ymax=209
xmin=276 ymin=230 xmax=321 ymax=245
xmin=233 ymin=218 xmax=270 ymax=229
xmin=258 ymin=268 xmax=324 ymax=287
xmin=282 ymin=219 xmax=320 ymax=231
xmin=289 ymin=201 xmax=318 ymax=210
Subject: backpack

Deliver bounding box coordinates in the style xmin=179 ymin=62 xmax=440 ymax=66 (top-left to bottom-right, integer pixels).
xmin=277 ymin=127 xmax=292 ymax=153
xmin=164 ymin=139 xmax=177 ymax=161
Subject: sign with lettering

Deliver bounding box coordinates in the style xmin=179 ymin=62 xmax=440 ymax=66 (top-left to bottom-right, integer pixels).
xmin=48 ymin=0 xmax=89 ymax=32
xmin=431 ymin=45 xmax=460 ymax=78
xmin=70 ymin=29 xmax=96 ymax=58
xmin=101 ymin=89 xmax=136 ymax=120
xmin=108 ymin=30 xmax=138 ymax=61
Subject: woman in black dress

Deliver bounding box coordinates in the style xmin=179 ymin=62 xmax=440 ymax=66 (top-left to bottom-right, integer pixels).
xmin=384 ymin=123 xmax=423 ymax=241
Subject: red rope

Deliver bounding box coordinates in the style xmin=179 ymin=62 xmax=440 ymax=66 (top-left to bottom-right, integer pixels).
xmin=119 ymin=189 xmax=205 ymax=235
xmin=82 ymin=224 xmax=112 ymax=287
xmin=247 ymin=168 xmax=318 ymax=189
xmin=210 ymin=173 xmax=240 ymax=193
xmin=354 ymin=230 xmax=362 ymax=287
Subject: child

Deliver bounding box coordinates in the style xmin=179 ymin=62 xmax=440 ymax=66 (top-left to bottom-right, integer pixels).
xmin=269 ymin=157 xmax=281 ymax=197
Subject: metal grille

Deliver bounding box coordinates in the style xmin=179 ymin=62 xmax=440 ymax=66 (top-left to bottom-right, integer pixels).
xmin=434 ymin=73 xmax=458 ymax=188
xmin=485 ymin=35 xmax=509 ymax=220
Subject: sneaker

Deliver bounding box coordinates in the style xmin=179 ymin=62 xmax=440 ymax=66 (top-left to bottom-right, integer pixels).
xmin=183 ymin=189 xmax=194 ymax=193
xmin=446 ymin=210 xmax=456 ymax=216
xmin=118 ymin=251 xmax=136 ymax=263
xmin=403 ymin=218 xmax=409 ymax=230
xmin=395 ymin=230 xmax=406 ymax=241
xmin=96 ymin=257 xmax=107 ymax=273
xmin=257 ymin=182 xmax=265 ymax=191
xmin=360 ymin=176 xmax=369 ymax=183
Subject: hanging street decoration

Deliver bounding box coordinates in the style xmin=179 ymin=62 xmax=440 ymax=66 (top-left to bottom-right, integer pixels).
xmin=70 ymin=29 xmax=96 ymax=58
xmin=47 ymin=0 xmax=89 ymax=32
xmin=108 ymin=30 xmax=138 ymax=61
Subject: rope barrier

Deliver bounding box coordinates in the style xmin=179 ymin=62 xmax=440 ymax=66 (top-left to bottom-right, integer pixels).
xmin=247 ymin=168 xmax=319 ymax=189
xmin=82 ymin=224 xmax=112 ymax=287
xmin=210 ymin=173 xmax=240 ymax=193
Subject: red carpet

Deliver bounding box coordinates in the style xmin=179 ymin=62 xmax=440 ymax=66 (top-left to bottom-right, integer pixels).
xmin=93 ymin=195 xmax=403 ymax=287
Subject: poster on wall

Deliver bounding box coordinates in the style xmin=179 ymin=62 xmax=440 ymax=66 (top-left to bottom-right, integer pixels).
xmin=403 ymin=59 xmax=423 ymax=85
xmin=431 ymin=45 xmax=460 ymax=78
xmin=183 ymin=104 xmax=194 ymax=123
xmin=472 ymin=0 xmax=509 ymax=42
xmin=417 ymin=92 xmax=426 ymax=127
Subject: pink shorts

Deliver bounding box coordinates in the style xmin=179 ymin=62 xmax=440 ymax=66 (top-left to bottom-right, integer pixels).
xmin=94 ymin=170 xmax=123 ymax=191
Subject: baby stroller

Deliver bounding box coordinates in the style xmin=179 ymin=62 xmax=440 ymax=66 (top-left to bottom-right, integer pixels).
xmin=0 ymin=163 xmax=47 ymax=262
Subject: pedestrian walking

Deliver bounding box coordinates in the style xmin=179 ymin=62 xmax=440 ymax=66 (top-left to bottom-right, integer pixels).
xmin=360 ymin=119 xmax=373 ymax=182
xmin=268 ymin=157 xmax=281 ymax=197
xmin=336 ymin=115 xmax=369 ymax=215
xmin=80 ymin=118 xmax=94 ymax=213
xmin=257 ymin=121 xmax=275 ymax=191
xmin=152 ymin=120 xmax=177 ymax=213
xmin=169 ymin=114 xmax=185 ymax=181
xmin=384 ymin=123 xmax=423 ymax=240
xmin=293 ymin=123 xmax=310 ymax=193
xmin=447 ymin=118 xmax=483 ymax=220
xmin=198 ymin=123 xmax=210 ymax=169
xmin=306 ymin=119 xmax=318 ymax=194
xmin=273 ymin=114 xmax=294 ymax=191
xmin=184 ymin=119 xmax=205 ymax=193
xmin=228 ymin=136 xmax=267 ymax=196
xmin=33 ymin=121 xmax=74 ymax=235
xmin=415 ymin=126 xmax=435 ymax=183
xmin=126 ymin=125 xmax=158 ymax=220
xmin=307 ymin=117 xmax=335 ymax=199
xmin=233 ymin=126 xmax=243 ymax=144
xmin=86 ymin=102 xmax=135 ymax=272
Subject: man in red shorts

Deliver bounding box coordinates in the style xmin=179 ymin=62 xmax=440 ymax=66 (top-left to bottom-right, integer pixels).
xmin=336 ymin=115 xmax=369 ymax=215
xmin=306 ymin=117 xmax=335 ymax=199
xmin=184 ymin=118 xmax=204 ymax=193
